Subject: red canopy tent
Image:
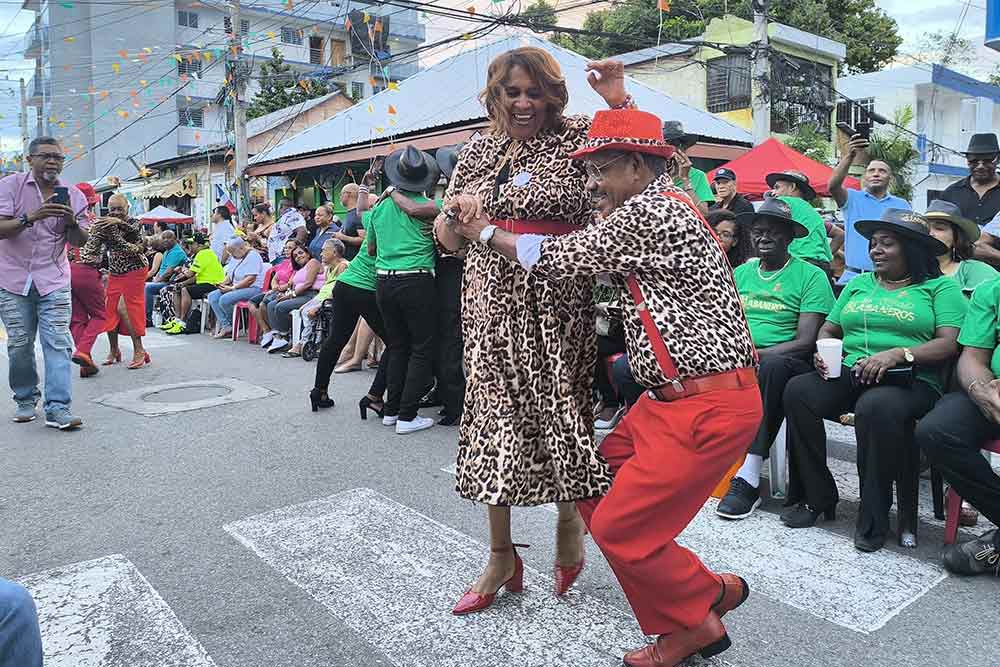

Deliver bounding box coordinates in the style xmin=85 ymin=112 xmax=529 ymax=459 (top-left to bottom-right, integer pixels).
xmin=706 ymin=138 xmax=860 ymax=200
xmin=137 ymin=205 xmax=194 ymax=225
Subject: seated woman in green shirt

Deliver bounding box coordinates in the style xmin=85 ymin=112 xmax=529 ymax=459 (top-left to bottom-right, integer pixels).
xmin=782 ymin=209 xmax=966 ymax=553
xmin=925 ymin=199 xmax=998 ymax=297
xmin=717 ymin=198 xmax=835 ymax=520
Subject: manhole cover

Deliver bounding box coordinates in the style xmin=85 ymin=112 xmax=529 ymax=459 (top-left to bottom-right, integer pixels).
xmin=143 ymin=385 xmax=233 ymax=403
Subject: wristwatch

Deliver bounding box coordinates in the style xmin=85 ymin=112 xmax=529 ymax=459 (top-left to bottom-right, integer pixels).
xmin=19 ymin=213 xmax=32 ymax=228
xmin=479 ymin=224 xmax=498 ymax=245
xmin=901 ymin=347 xmax=914 ymax=363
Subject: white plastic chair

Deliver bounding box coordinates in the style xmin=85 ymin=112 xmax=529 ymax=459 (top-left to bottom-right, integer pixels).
xmin=769 ymin=420 xmax=788 ymax=499
xmin=290 ymin=309 xmax=302 ymax=347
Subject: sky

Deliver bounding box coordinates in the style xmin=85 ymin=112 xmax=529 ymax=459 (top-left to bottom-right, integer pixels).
xmin=0 ymin=0 xmax=995 ymax=151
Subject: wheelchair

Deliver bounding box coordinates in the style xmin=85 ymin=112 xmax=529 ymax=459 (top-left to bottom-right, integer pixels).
xmin=301 ymin=298 xmax=335 ymax=362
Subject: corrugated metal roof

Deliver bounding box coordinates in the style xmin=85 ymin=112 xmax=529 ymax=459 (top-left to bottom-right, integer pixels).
xmin=250 ymin=31 xmax=751 ymax=166
xmin=246 ymin=90 xmax=343 ymax=137
xmin=616 ymin=42 xmax=699 ymax=67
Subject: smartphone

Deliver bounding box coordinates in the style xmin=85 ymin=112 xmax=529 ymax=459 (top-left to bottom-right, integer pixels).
xmin=836 ymin=122 xmax=856 ymax=137
xmin=52 ymin=186 xmax=69 ymax=206
xmin=855 ymin=122 xmax=872 ymax=141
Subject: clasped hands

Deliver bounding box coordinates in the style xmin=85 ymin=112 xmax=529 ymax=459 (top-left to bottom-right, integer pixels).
xmin=443 ymin=194 xmax=491 ymax=242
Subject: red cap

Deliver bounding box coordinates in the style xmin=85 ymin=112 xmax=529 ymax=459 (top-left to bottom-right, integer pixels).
xmin=75 ymin=182 xmax=99 ymax=206
xmin=570 ymin=109 xmax=675 ymax=161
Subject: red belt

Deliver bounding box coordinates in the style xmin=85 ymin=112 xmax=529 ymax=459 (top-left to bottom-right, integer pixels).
xmin=494 ymin=220 xmax=582 ymax=236
xmin=649 ymin=367 xmax=757 ymax=402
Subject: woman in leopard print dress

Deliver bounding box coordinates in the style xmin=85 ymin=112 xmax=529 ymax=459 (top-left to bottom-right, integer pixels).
xmin=437 ymin=47 xmax=629 ymax=614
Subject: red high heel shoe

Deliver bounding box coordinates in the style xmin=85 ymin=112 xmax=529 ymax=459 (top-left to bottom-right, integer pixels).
xmin=554 ymin=557 xmax=585 ymax=596
xmin=452 ymin=544 xmax=527 ymax=615
xmin=102 ymin=350 xmax=122 ymax=366
xmin=127 ymin=352 xmax=151 ymax=370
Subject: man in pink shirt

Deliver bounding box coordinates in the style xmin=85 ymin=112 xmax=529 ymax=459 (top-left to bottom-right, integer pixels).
xmin=0 ymin=137 xmax=90 ymax=430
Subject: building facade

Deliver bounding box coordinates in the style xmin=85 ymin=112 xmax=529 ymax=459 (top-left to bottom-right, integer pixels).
xmin=22 ymin=0 xmax=425 ymax=183
xmin=837 ymin=65 xmax=1000 ymax=210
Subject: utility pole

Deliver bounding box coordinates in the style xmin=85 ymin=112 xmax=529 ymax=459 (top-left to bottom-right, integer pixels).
xmin=751 ymin=0 xmax=771 ymax=146
xmin=18 ymin=78 xmax=28 ymax=171
xmin=228 ymin=0 xmax=249 ymax=216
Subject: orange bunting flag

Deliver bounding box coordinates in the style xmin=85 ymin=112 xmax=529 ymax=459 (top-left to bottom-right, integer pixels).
xmin=299 ymin=79 xmax=310 ymax=91
xmin=387 ymin=104 xmax=397 ymax=114
xmin=118 ymin=49 xmax=128 ymax=59
xmin=368 ymin=76 xmax=377 ymax=86
xmin=467 ymin=6 xmax=475 ymax=14
xmin=374 ymin=20 xmax=382 ymax=32
xmin=112 ymin=63 xmax=120 ymax=73
xmin=117 ymin=110 xmax=129 ymax=118
xmin=657 ymin=0 xmax=670 ymax=9
xmin=387 ymin=81 xmax=399 ymax=91
xmin=130 ymin=90 xmax=137 ymax=97
xmin=99 ymin=91 xmax=109 ymax=100
xmin=284 ymin=0 xmax=292 ymax=8
xmin=345 ymin=17 xmax=352 ymax=30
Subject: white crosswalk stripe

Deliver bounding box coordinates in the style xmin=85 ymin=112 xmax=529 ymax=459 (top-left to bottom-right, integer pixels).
xmin=16 ymin=555 xmax=216 ymax=667
xmin=225 ymin=488 xmax=735 ymax=667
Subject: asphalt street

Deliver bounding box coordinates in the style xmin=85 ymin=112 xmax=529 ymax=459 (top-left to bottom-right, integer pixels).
xmin=1 ymin=328 xmax=998 ymax=667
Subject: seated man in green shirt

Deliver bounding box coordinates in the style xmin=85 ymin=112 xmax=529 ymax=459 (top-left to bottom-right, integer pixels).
xmin=367 ymin=146 xmax=440 ymax=435
xmin=766 ymin=170 xmax=839 ymax=272
xmin=167 ymin=232 xmax=225 ymax=334
xmin=663 ymin=121 xmax=714 ymax=216
xmin=915 ymin=275 xmax=1000 ymax=577
xmin=717 ymin=197 xmax=835 ymax=520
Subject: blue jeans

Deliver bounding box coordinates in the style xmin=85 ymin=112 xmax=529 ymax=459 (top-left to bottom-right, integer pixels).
xmin=0 ymin=578 xmax=42 ymax=667
xmin=145 ymin=281 xmax=169 ymax=318
xmin=0 ymin=285 xmax=73 ymax=413
xmin=207 ymin=286 xmax=261 ymax=328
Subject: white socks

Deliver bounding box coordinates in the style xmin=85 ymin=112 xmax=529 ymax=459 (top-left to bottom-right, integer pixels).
xmin=735 ymin=454 xmax=764 ymax=488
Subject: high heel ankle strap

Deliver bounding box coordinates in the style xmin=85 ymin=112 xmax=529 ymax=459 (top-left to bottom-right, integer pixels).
xmin=491 ymin=543 xmax=529 ymax=553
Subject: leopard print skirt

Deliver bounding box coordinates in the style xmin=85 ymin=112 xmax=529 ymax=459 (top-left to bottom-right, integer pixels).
xmin=455 ymin=244 xmax=613 ymax=506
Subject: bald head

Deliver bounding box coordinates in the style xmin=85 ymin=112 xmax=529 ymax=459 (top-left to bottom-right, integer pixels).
xmin=108 ymin=193 xmax=129 ymax=220
xmin=160 ymin=229 xmax=177 ymax=248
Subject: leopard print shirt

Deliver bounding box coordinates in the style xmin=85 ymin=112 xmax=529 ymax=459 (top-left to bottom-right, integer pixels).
xmin=447 ymin=114 xmax=613 ymax=506
xmin=79 ymin=217 xmax=146 ymax=276
xmin=534 ymin=173 xmax=757 ymax=388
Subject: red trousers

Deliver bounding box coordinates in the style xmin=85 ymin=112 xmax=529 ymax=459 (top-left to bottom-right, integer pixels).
xmin=70 ymin=263 xmax=108 ymax=356
xmin=577 ymin=384 xmax=762 ymax=635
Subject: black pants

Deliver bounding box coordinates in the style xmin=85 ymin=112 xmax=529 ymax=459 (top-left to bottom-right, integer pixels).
xmin=376 ymin=273 xmax=437 ymax=421
xmin=916 ymin=391 xmax=1000 ymax=535
xmin=313 ymin=281 xmax=389 ymax=400
xmin=750 ymin=354 xmax=813 ymax=457
xmin=783 ymin=370 xmax=938 ymax=541
xmin=434 ymin=258 xmax=466 ymax=418
xmin=596 ymin=331 xmax=626 ymax=406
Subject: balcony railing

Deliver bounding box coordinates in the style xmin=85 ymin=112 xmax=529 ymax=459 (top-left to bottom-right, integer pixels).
xmin=24 ymin=22 xmax=42 ymax=59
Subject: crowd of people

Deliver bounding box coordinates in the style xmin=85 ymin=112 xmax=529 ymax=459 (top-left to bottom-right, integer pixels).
xmin=2 ymin=46 xmax=999 ymax=667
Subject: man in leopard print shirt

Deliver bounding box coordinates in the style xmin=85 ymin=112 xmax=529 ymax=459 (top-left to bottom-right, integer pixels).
xmin=451 ymin=109 xmax=762 ymax=667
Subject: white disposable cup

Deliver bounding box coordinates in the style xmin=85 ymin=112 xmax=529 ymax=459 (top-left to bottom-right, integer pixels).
xmin=816 ymin=339 xmax=843 ymax=379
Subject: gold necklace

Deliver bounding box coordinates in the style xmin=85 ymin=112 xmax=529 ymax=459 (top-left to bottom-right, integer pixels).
xmin=877 ymin=273 xmax=911 ymax=287
xmin=757 ymin=256 xmax=792 ymax=281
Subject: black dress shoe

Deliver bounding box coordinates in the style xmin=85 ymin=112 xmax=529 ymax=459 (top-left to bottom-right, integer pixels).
xmin=438 ymin=413 xmax=461 ymax=426
xmin=942 ymin=529 xmax=999 ymax=576
xmin=854 ymin=530 xmax=886 ymax=553
xmin=781 ymin=503 xmax=836 ymax=528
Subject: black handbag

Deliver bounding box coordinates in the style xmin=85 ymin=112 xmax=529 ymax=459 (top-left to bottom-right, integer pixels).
xmin=850 ymin=364 xmax=915 ymax=390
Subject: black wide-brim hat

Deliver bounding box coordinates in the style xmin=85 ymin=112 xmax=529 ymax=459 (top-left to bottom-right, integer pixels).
xmin=735 ymin=196 xmax=809 ymax=238
xmin=765 ymin=170 xmax=817 ymax=201
xmin=384 ymin=146 xmax=441 ymax=193
xmin=662 ymin=120 xmax=697 ymax=150
xmin=962 ymin=132 xmax=999 ymax=156
xmin=854 ymin=208 xmax=948 ymax=256
xmin=435 ymin=143 xmax=465 ymax=180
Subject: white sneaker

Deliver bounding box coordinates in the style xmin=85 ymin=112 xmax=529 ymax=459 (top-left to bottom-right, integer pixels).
xmin=382 ymin=415 xmax=398 ymax=426
xmin=260 ymin=331 xmax=275 ymax=348
xmin=396 ymin=416 xmax=434 ymax=434
xmin=268 ymin=337 xmax=290 ymax=354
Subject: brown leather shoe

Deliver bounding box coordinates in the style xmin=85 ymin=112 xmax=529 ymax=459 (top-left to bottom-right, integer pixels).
xmin=622 ymin=611 xmax=730 ymax=667
xmin=713 ymin=573 xmax=749 ymax=618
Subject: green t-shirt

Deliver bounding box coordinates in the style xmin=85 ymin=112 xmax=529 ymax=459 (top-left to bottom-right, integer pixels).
xmin=947 ymin=259 xmax=998 ymax=297
xmin=338 ymin=212 xmax=377 ymax=292
xmin=958 ymin=277 xmax=1000 ymax=377
xmin=782 ymin=196 xmax=833 ymax=264
xmin=367 ymin=193 xmax=436 ymax=272
xmin=675 ymin=167 xmax=715 ymax=202
xmin=734 ymin=257 xmax=835 ymax=349
xmin=191 ymin=248 xmax=225 ymax=285
xmin=828 ymin=273 xmax=967 ymax=393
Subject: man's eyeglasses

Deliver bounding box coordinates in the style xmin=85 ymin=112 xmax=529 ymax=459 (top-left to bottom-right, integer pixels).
xmin=584 ymin=153 xmax=628 ymax=181
xmin=30 ymin=153 xmax=65 ymax=163
xmin=968 ymin=156 xmax=998 ymax=166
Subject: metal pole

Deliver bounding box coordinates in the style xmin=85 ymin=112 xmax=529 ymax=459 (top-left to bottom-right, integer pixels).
xmin=18 ymin=78 xmax=28 ymax=171
xmin=751 ymin=0 xmax=771 ymax=146
xmin=229 ymin=0 xmax=248 ymax=216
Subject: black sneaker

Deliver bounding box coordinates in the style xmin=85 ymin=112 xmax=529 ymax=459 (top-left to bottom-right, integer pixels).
xmin=716 ymin=477 xmax=761 ymax=520
xmin=942 ymin=529 xmax=999 ymax=577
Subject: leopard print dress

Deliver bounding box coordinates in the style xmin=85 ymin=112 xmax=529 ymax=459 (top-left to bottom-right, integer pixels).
xmin=447 ymin=115 xmax=613 ymax=506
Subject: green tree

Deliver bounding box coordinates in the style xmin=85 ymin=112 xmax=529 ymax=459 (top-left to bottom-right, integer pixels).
xmin=990 ymin=64 xmax=1000 ymax=87
xmin=552 ymin=0 xmax=902 ymax=74
xmin=247 ymin=48 xmax=331 ymax=120
xmin=784 ymin=123 xmax=832 ymax=164
xmin=865 ymin=106 xmax=920 ymax=201
xmin=523 ymin=0 xmax=557 ymax=31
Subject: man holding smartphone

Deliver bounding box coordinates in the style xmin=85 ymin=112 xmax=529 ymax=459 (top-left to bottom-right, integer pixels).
xmin=0 ymin=137 xmax=89 ymax=430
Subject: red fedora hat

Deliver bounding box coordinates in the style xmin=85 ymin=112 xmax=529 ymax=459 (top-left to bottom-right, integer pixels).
xmin=570 ymin=109 xmax=675 ymax=161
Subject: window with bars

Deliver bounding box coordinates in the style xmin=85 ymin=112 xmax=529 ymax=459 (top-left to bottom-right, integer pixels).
xmin=240 ymin=19 xmax=250 ymax=35
xmin=177 ymin=59 xmax=202 ymax=76
xmin=770 ymin=54 xmax=834 ymax=134
xmin=351 ymin=81 xmax=364 ymax=100
xmin=177 ymin=10 xmax=198 ymax=28
xmin=180 ymin=108 xmax=204 ymax=128
xmin=706 ymin=54 xmax=751 ymax=113
xmin=281 ymin=27 xmax=303 ymax=45
xmin=835 ymin=97 xmax=875 ymax=127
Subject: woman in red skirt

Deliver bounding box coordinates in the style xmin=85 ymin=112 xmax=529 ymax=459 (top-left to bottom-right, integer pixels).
xmin=99 ymin=194 xmax=150 ymax=369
